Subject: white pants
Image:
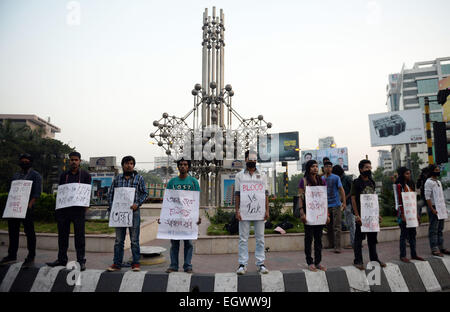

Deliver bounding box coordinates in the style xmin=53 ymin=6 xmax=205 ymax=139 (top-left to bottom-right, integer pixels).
xmin=238 ymin=220 xmax=265 ymax=266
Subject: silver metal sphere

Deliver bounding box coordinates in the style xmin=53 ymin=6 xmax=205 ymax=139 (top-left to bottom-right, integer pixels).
xmin=267 ymin=122 xmax=272 ymax=128
xmin=166 ymin=150 xmax=171 ymax=155
xmin=258 ymin=115 xmax=264 ymax=120
xmin=158 ymin=124 xmax=164 ymax=129
xmin=158 ymin=141 xmax=163 ymax=147
xmin=153 ymin=121 xmax=159 ymax=127
xmin=225 ymin=84 xmax=232 ymax=91
xmin=194 ymin=83 xmax=202 ymax=91
xmin=150 ymin=133 xmax=155 ymax=138
xmin=192 ymin=89 xmax=198 ymax=96
xmin=162 ymin=113 xmax=169 ymax=118
xmin=229 ymin=90 xmax=234 ymax=97
xmin=210 ymin=81 xmax=217 ymax=89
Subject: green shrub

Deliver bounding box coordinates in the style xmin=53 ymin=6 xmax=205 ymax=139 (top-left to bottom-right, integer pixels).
xmin=205 ymin=207 xmax=235 ymax=225
xmin=34 ymin=193 xmax=56 ymax=222
xmin=0 ymin=193 xmax=8 ymax=216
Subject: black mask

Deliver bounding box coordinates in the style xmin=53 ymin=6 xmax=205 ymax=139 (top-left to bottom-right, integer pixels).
xmin=361 ymin=170 xmax=372 ymax=178
xmin=431 ymin=172 xmax=441 ymax=177
xmin=19 ymin=162 xmax=32 ymax=171
xmin=246 ymin=162 xmax=256 ymax=169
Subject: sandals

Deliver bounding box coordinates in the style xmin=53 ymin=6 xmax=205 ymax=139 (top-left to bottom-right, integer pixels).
xmin=432 ymin=251 xmax=444 ymax=257
xmin=315 ymin=264 xmax=327 ymax=271
xmin=308 ymin=264 xmax=318 ymax=272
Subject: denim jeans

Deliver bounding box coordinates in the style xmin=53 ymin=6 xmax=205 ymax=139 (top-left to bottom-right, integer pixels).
xmin=238 ymin=220 xmax=265 ymax=266
xmin=113 ymin=209 xmax=141 ymax=266
xmin=169 ymin=240 xmax=194 ymax=271
xmin=304 ymin=224 xmax=324 ymax=266
xmin=327 ymin=206 xmax=342 ymax=250
xmin=344 ymin=204 xmax=355 ymax=247
xmin=399 ymin=221 xmax=417 ymax=258
xmin=427 ymin=205 xmax=445 ymax=252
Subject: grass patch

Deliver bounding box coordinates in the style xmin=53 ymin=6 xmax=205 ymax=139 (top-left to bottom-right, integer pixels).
xmin=0 ymin=219 xmax=115 ymax=235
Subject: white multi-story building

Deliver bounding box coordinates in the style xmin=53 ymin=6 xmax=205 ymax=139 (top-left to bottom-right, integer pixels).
xmin=386 ymin=57 xmax=450 ymax=171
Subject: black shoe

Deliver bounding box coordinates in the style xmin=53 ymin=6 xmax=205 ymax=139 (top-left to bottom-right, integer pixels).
xmin=46 ymin=260 xmax=67 ymax=267
xmin=79 ymin=262 xmax=86 ymax=271
xmin=0 ymin=256 xmax=17 ymax=265
xmin=23 ymin=257 xmax=35 ymax=267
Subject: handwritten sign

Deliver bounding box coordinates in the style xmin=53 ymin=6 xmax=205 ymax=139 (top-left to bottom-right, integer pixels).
xmin=239 ymin=182 xmax=266 ymax=221
xmin=56 ymin=183 xmax=92 ymax=209
xmin=157 ymin=189 xmax=200 ymax=240
xmin=108 ymin=187 xmax=136 ymax=227
xmin=305 ymin=186 xmax=328 ymax=225
xmin=434 ymin=184 xmax=448 ymax=220
xmin=361 ymin=194 xmax=380 ymax=232
xmin=401 ymin=192 xmax=418 ymax=228
xmin=2 ymin=180 xmax=33 ymax=219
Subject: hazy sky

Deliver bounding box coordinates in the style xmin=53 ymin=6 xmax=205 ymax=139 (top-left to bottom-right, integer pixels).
xmin=1 ymin=0 xmax=449 ymax=175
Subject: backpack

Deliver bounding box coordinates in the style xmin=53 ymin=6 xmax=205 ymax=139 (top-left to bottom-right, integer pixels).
xmin=224 ymin=213 xmax=239 ymax=235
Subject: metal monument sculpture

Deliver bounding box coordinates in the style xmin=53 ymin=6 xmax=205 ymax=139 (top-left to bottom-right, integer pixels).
xmin=150 ymin=7 xmax=272 ymax=206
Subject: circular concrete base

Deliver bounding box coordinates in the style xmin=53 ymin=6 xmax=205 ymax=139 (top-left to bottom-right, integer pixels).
xmin=139 ymin=255 xmax=166 ymax=266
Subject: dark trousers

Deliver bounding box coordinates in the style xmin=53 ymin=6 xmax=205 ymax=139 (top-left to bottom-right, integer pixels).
xmin=354 ymin=223 xmax=379 ymax=265
xmin=399 ymin=221 xmax=417 ymax=258
xmin=7 ymin=209 xmax=36 ymax=259
xmin=304 ymin=224 xmax=324 ymax=266
xmin=55 ymin=207 xmax=86 ymax=264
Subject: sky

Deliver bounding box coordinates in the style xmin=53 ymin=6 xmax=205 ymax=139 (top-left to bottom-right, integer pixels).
xmin=1 ymin=0 xmax=449 ymax=176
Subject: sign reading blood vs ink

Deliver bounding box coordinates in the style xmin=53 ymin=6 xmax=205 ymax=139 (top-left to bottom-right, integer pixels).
xmin=239 ymin=182 xmax=266 ymax=221
xmin=401 ymin=191 xmax=418 ymax=228
xmin=361 ymin=194 xmax=380 ymax=232
xmin=56 ymin=183 xmax=92 ymax=209
xmin=305 ymin=186 xmax=328 ymax=225
xmin=2 ymin=180 xmax=33 ymax=219
xmin=109 ymin=187 xmax=135 ymax=227
xmin=157 ymin=189 xmax=200 ymax=240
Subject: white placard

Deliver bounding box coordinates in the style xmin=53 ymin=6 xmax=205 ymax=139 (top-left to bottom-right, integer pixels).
xmin=361 ymin=194 xmax=380 ymax=232
xmin=2 ymin=180 xmax=33 ymax=219
xmin=369 ymin=109 xmax=426 ymax=147
xmin=55 ymin=183 xmax=92 ymax=209
xmin=157 ymin=189 xmax=200 ymax=240
xmin=435 ymin=185 xmax=448 ymax=220
xmin=305 ymin=186 xmax=328 ymax=225
xmin=108 ymin=187 xmax=136 ymax=227
xmin=239 ymin=182 xmax=266 ymax=221
xmin=401 ymin=192 xmax=419 ymax=228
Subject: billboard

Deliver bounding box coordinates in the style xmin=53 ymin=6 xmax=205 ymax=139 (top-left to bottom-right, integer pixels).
xmin=258 ymin=131 xmax=299 ymax=163
xmin=298 ymin=147 xmax=349 ymax=172
xmin=439 ymin=76 xmax=450 ymax=122
xmin=221 ymin=173 xmax=236 ymax=207
xmin=369 ymin=109 xmax=426 ymax=147
xmin=91 ymin=172 xmax=114 ymax=205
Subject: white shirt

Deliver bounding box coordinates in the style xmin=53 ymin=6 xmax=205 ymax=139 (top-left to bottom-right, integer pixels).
xmin=424 ymin=178 xmax=443 ymax=206
xmin=234 ymin=168 xmax=269 ymax=196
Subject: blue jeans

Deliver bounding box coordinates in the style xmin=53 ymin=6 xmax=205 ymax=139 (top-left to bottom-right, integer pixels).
xmin=113 ymin=209 xmax=141 ymax=266
xmin=344 ymin=204 xmax=355 ymax=247
xmin=238 ymin=220 xmax=265 ymax=266
xmin=169 ymin=240 xmax=193 ymax=271
xmin=427 ymin=206 xmax=445 ymax=252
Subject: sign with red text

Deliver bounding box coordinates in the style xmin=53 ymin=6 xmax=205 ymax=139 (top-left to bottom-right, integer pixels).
xmin=361 ymin=194 xmax=380 ymax=232
xmin=157 ymin=189 xmax=200 ymax=240
xmin=2 ymin=180 xmax=33 ymax=219
xmin=56 ymin=183 xmax=92 ymax=209
xmin=401 ymin=192 xmax=418 ymax=228
xmin=240 ymin=182 xmax=266 ymax=221
xmin=109 ymin=187 xmax=135 ymax=227
xmin=305 ymin=186 xmax=328 ymax=225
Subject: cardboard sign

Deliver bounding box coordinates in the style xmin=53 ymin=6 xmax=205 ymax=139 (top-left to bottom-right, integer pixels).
xmin=401 ymin=191 xmax=418 ymax=228
xmin=108 ymin=187 xmax=136 ymax=227
xmin=56 ymin=183 xmax=92 ymax=209
xmin=239 ymin=182 xmax=266 ymax=221
xmin=361 ymin=194 xmax=380 ymax=232
xmin=305 ymin=186 xmax=328 ymax=225
xmin=157 ymin=189 xmax=200 ymax=240
xmin=434 ymin=184 xmax=448 ymax=220
xmin=2 ymin=180 xmax=33 ymax=219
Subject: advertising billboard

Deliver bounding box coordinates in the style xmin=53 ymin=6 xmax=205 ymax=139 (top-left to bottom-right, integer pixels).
xmin=369 ymin=109 xmax=426 ymax=147
xmin=221 ymin=173 xmax=236 ymax=207
xmin=298 ymin=147 xmax=349 ymax=172
xmin=257 ymin=131 xmax=299 ymax=163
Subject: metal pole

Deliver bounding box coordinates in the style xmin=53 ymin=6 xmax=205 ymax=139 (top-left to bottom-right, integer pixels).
xmin=425 ymin=96 xmax=434 ymax=165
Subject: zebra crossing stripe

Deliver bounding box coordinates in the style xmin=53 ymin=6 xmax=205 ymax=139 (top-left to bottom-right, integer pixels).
xmin=214 ymin=273 xmax=237 ymax=292
xmin=411 ymin=260 xmax=441 ymax=292
xmin=261 ymin=271 xmax=285 ymax=292
xmin=119 ymin=271 xmax=147 ymax=292
xmin=30 ymin=266 xmax=65 ymax=292
xmin=73 ymin=269 xmax=104 ymax=292
xmin=439 ymin=256 xmax=450 ymax=274
xmin=166 ymin=272 xmax=191 ymax=292
xmin=0 ymin=262 xmax=23 ymax=292
xmin=341 ymin=265 xmax=370 ymax=292
xmin=303 ymin=269 xmax=329 ymax=292
xmin=383 ymin=263 xmax=409 ymax=292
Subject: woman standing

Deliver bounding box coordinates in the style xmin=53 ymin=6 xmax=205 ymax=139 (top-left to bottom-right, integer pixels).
xmin=298 ymin=160 xmax=330 ymax=271
xmin=395 ymin=167 xmax=424 ymax=263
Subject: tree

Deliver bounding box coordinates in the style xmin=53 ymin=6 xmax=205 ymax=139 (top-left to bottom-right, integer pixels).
xmin=136 ymin=169 xmax=163 ymax=185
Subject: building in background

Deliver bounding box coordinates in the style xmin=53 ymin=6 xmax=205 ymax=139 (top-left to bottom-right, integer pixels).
xmin=319 ymin=136 xmax=336 ymax=149
xmin=0 ymin=114 xmax=60 ymax=139
xmin=386 ymin=57 xmax=450 ymax=172
xmin=378 ymin=150 xmax=393 ymax=173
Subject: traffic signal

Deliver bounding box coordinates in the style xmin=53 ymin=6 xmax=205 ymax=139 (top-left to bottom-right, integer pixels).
xmin=433 ymin=122 xmax=448 ymax=165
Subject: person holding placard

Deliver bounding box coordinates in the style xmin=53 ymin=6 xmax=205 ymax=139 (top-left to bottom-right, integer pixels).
xmin=107 ymin=156 xmax=148 ymax=272
xmin=235 ymin=150 xmax=270 ymax=275
xmin=351 ymin=159 xmax=386 ymax=270
xmin=1 ymin=153 xmax=42 ymax=266
xmin=47 ymin=151 xmax=91 ymax=271
xmin=298 ymin=160 xmax=330 ymax=272
xmin=161 ymin=158 xmax=201 ymax=274
xmin=424 ymin=164 xmax=450 ymax=257
xmin=395 ymin=167 xmax=424 ymax=263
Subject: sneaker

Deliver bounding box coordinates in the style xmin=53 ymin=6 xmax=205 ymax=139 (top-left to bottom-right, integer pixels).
xmin=412 ymin=256 xmax=425 ymax=261
xmin=107 ymin=264 xmax=121 ymax=272
xmin=79 ymin=262 xmax=86 ymax=272
xmin=400 ymin=257 xmax=410 ymax=263
xmin=23 ymin=257 xmax=35 ymax=267
xmin=131 ymin=264 xmax=140 ymax=272
xmin=353 ymin=263 xmax=365 ymax=271
xmin=184 ymin=268 xmax=193 ymax=273
xmin=0 ymin=256 xmax=17 ymax=265
xmin=236 ymin=264 xmax=247 ymax=275
xmin=165 ymin=268 xmax=178 ymax=273
xmin=46 ymin=260 xmax=67 ymax=267
xmin=258 ymin=264 xmax=269 ymax=274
